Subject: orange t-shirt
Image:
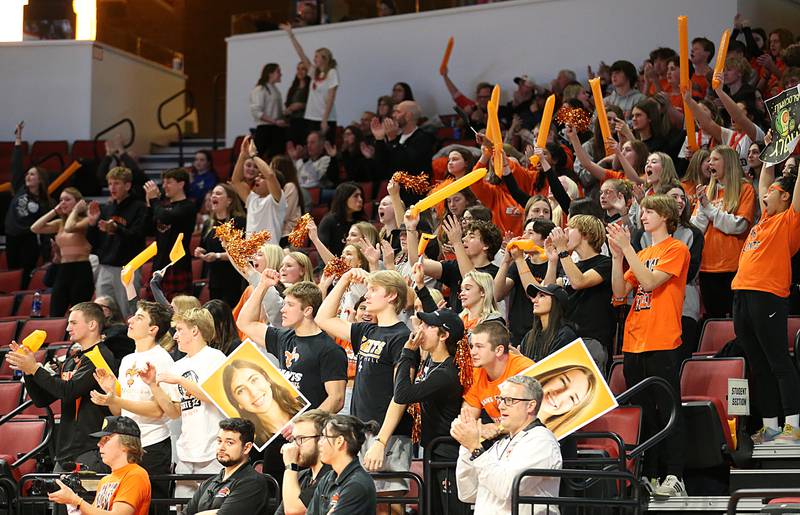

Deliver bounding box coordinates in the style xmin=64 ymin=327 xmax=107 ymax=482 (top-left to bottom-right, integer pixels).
xmin=232 ymin=285 xmax=253 ymax=340
xmin=603 ymin=169 xmax=624 ymax=183
xmin=691 ymin=73 xmax=709 ymax=99
xmin=508 ymin=160 xmax=549 ymax=198
xmin=697 ymin=182 xmax=755 ymax=273
xmin=335 ymin=337 xmax=357 ymax=380
xmin=470 ymin=178 xmax=524 ymax=235
xmin=463 ymin=353 xmax=534 ymax=420
xmin=732 ymin=207 xmax=800 ymax=298
xmin=93 ymin=463 xmax=151 ymax=515
xmin=622 ymin=237 xmax=690 ymax=353
xmin=647 ymin=77 xmax=671 ymax=96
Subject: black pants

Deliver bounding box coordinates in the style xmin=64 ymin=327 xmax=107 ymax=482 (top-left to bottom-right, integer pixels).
xmin=699 ymin=271 xmax=736 ymax=319
xmin=734 ymin=290 xmax=800 ymax=418
xmin=624 ymin=347 xmax=685 ymax=479
xmin=50 ymin=261 xmax=94 ymax=317
xmin=679 ymin=316 xmax=700 ymax=363
xmin=429 ymin=466 xmax=470 ymax=515
xmin=141 ymin=437 xmax=172 ymax=515
xmin=6 ymin=232 xmax=40 ymax=289
xmin=254 ymin=124 xmax=287 ymax=159
xmin=304 ymin=119 xmax=337 ymax=144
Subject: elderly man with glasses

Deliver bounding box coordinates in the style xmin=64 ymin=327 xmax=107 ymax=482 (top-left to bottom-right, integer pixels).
xmin=452 ymin=375 xmax=562 ymax=515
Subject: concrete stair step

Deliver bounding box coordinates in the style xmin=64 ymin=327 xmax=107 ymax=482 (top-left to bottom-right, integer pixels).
xmin=648 ymin=495 xmax=765 ymax=512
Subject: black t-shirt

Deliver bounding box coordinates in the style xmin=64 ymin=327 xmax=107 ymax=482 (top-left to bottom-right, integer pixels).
xmin=275 ymin=464 xmax=332 ymax=515
xmin=149 ymin=198 xmax=197 ymax=270
xmin=350 ymin=321 xmax=412 ymax=435
xmin=186 ymin=463 xmax=268 ymax=515
xmin=265 ymin=327 xmax=348 ymax=409
xmin=200 ymin=216 xmax=246 ymax=293
xmin=307 ymin=458 xmax=376 ymax=515
xmin=393 ymin=349 xmax=462 ymax=459
xmin=507 ymin=259 xmax=550 ymax=346
xmin=562 ymin=254 xmax=614 ymax=347
xmin=440 ymin=260 xmax=499 ymax=312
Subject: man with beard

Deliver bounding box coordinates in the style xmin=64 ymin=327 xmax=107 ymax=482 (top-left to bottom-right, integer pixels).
xmin=278 ymin=410 xmax=333 ymax=515
xmin=186 ymin=418 xmax=268 ymax=515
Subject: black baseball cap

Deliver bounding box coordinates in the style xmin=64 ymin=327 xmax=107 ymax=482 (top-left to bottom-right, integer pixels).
xmin=90 ymin=416 xmax=141 ymax=439
xmin=416 ymin=309 xmax=465 ymax=346
xmin=526 ymin=283 xmax=569 ymax=305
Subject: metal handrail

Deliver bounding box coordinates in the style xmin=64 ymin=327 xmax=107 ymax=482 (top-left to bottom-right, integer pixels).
xmin=212 ymin=73 xmax=226 ymax=150
xmin=616 ymin=376 xmax=679 ymax=460
xmin=157 ymin=89 xmax=195 ymax=167
xmin=728 ymin=488 xmax=800 ymax=514
xmin=93 ymin=118 xmax=136 ymax=161
xmin=369 ymin=471 xmax=424 ymax=510
xmin=31 ymin=152 xmax=64 ymax=173
xmin=511 ymin=468 xmax=641 ymax=515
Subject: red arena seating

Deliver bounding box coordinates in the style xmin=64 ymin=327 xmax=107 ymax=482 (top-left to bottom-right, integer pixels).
xmin=608 ymin=361 xmax=626 ymax=396
xmin=17 ymin=318 xmax=67 ymax=344
xmin=30 ymin=140 xmax=69 ymax=171
xmin=71 ymin=140 xmax=106 ymax=161
xmin=16 ymin=293 xmax=51 ymax=317
xmin=680 ymin=357 xmax=746 ymax=469
xmin=0 ymin=296 xmax=14 ymax=318
xmin=0 ymin=418 xmax=50 ymax=479
xmin=0 ymin=382 xmax=23 ymax=415
xmin=0 ymin=321 xmax=19 ymax=346
xmin=695 ymin=318 xmax=736 ymax=356
xmin=0 ymin=270 xmax=23 ymax=294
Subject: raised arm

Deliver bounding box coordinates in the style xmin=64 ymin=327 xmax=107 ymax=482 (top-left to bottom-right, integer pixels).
xmin=307 ymin=218 xmax=336 ymax=264
xmin=443 ymin=215 xmax=474 ymax=277
xmin=683 ymin=89 xmax=723 ymax=144
xmin=315 ymin=269 xmax=362 ymax=341
xmin=236 ymin=269 xmax=279 ymax=347
xmin=712 ymin=72 xmax=761 ymax=142
xmin=230 ymin=135 xmax=253 ymax=202
xmin=566 ymin=125 xmax=615 ymax=183
xmin=253 ymin=155 xmax=283 ymax=202
xmin=280 ymin=24 xmax=312 ymax=69
xmin=441 ymin=69 xmax=464 ymax=101
xmin=30 ymin=206 xmax=61 ymax=235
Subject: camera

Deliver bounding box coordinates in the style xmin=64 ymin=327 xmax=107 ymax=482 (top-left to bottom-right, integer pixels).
xmin=31 ymin=473 xmax=88 ymax=498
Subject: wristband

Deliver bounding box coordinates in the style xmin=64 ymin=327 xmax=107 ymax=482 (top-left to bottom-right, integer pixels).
xmin=469 ymin=447 xmax=484 ymax=461
xmin=374 ymin=436 xmax=386 ymax=447
xmin=557 ymin=250 xmax=570 ymax=259
xmin=286 ymin=463 xmax=300 ymax=472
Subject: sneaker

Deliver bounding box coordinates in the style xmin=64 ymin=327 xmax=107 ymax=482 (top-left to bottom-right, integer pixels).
xmin=752 ymin=426 xmax=783 ymax=444
xmin=652 ymin=475 xmax=687 ymax=500
xmin=641 ymin=476 xmax=659 ymax=496
xmin=773 ymin=424 xmax=800 ymax=445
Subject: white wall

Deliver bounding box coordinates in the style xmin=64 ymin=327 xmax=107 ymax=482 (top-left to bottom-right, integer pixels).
xmin=0 ymin=40 xmax=185 ymax=155
xmin=0 ymin=41 xmax=93 ymax=143
xmin=90 ymin=44 xmax=186 ymax=155
xmin=225 ymin=0 xmax=737 ymax=145
xmin=737 ymin=0 xmax=800 ymax=36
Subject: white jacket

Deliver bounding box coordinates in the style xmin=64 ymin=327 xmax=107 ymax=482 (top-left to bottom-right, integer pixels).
xmin=456 ymin=423 xmax=562 ymax=515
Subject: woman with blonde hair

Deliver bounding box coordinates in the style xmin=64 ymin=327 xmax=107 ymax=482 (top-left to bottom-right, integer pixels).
xmin=279 ymin=251 xmax=314 ymax=286
xmin=32 ymin=186 xmax=93 ymax=316
xmin=458 ymin=270 xmax=501 ymax=334
xmin=681 ymin=149 xmax=711 ymax=213
xmin=223 ymin=359 xmax=306 ymax=447
xmin=691 ymin=145 xmax=756 ymax=318
xmin=534 ymin=364 xmax=597 ymax=434
xmin=280 ymin=24 xmax=339 ymax=142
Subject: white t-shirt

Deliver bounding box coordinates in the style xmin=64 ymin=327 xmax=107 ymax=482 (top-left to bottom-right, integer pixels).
xmin=172 ymin=345 xmax=226 ymax=463
xmin=304 ymin=67 xmax=339 ymax=122
xmin=246 ymin=191 xmax=287 ymax=242
xmin=249 ymin=84 xmax=283 ymax=126
xmin=720 ymin=125 xmax=765 ymax=168
xmin=119 ymin=345 xmax=176 ymax=448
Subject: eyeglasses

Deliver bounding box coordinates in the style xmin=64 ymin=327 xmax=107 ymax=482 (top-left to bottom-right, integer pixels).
xmin=290 ymin=435 xmax=320 ymax=446
xmin=494 ymin=395 xmax=534 ymax=406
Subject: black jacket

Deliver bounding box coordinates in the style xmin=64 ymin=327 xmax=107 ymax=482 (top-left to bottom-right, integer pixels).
xmin=374 ymin=129 xmax=435 ymax=204
xmin=146 ymin=198 xmax=196 ymax=270
xmin=88 ymin=195 xmax=148 ymax=266
xmin=5 ymin=145 xmax=49 ymax=236
xmin=186 ymin=463 xmax=268 ymax=515
xmin=26 ymin=342 xmax=117 ymax=462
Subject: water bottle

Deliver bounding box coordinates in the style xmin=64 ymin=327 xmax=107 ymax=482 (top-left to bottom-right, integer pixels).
xmin=31 ymin=291 xmax=42 ymax=318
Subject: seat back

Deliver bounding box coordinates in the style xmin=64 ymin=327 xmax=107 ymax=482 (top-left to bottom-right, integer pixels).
xmin=0 ymin=419 xmax=48 ymax=478
xmin=0 ymin=296 xmax=13 ymax=317
xmin=608 ymin=361 xmax=626 ymax=396
xmin=680 ymin=357 xmax=745 ymax=417
xmin=0 ymin=270 xmax=23 ymax=294
xmin=0 ymin=321 xmax=18 ymax=345
xmin=27 ymin=268 xmax=48 ymax=291
xmin=71 ymin=140 xmax=106 ymax=161
xmin=0 ymin=382 xmax=23 ymax=415
xmin=211 ymin=148 xmax=233 ymax=182
xmin=16 ymin=293 xmax=51 ymax=317
xmin=788 ymin=316 xmax=800 ymax=354
xmin=580 ymin=405 xmax=642 ymax=449
xmin=696 ymin=318 xmax=736 ymax=355
xmin=18 ymin=318 xmax=67 ymax=344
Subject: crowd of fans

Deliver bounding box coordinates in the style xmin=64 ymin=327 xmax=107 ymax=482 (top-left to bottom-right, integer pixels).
xmin=3 ymin=10 xmax=800 ymax=515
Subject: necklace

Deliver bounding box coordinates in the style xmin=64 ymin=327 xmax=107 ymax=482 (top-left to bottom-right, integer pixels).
xmin=416 ymin=357 xmax=446 ymax=383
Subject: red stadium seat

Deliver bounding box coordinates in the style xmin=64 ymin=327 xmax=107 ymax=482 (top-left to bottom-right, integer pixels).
xmin=190 ymin=234 xmax=201 ymax=255
xmin=70 ymin=140 xmax=106 ymax=161
xmin=0 ymin=141 xmax=28 ymax=159
xmin=30 ymin=140 xmax=69 ymax=171
xmin=191 ymin=259 xmax=203 ymax=280
xmin=0 ymin=418 xmax=51 ymax=480
xmin=18 ymin=318 xmax=67 ymax=344
xmin=0 ymin=382 xmax=23 ymax=415
xmin=788 ymin=316 xmax=800 ymax=354
xmin=15 ymin=293 xmax=51 ymax=317
xmin=307 ymin=187 xmax=321 ymax=206
xmin=695 ymin=318 xmax=736 ymax=356
xmin=233 ymin=135 xmax=246 ymax=158
xmin=0 ymin=321 xmax=19 ymax=346
xmin=0 ymin=350 xmax=45 ymax=380
xmin=0 ymin=270 xmax=23 ymax=294
xmin=577 ymin=406 xmax=642 ymax=475
xmin=358 ymin=182 xmax=373 ymax=203
xmin=608 ymin=361 xmax=626 ymax=396
xmin=18 ymin=390 xmax=61 ymax=420
xmin=0 ymin=296 xmax=14 ymax=318
xmin=212 ymin=148 xmax=233 ymax=182
xmin=0 ymin=252 xmax=7 ymax=271
xmin=27 ymin=268 xmax=48 ymax=292
xmin=680 ymin=357 xmax=745 ymax=469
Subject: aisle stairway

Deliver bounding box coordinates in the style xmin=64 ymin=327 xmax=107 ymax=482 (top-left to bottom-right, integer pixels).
xmin=139 ymin=137 xmax=215 ymax=182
